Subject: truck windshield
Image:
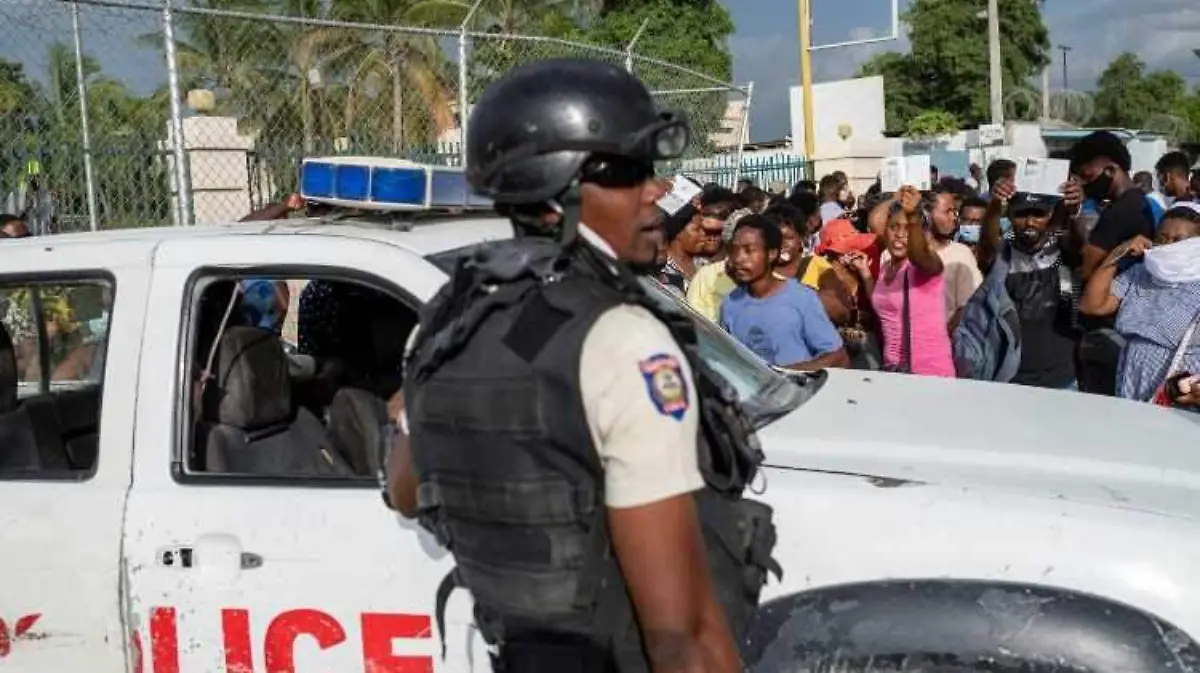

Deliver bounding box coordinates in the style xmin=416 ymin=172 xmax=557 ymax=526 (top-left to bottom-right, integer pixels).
xmin=425 ymin=247 xmax=814 ymax=427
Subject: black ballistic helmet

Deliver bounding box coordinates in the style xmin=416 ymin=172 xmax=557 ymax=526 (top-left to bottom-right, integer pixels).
xmin=466 ymin=58 xmax=690 ymax=205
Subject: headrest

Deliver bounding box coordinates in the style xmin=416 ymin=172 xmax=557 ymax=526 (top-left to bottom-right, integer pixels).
xmin=211 ymin=326 xmax=291 ymax=430
xmin=0 ymin=319 xmax=16 ymax=412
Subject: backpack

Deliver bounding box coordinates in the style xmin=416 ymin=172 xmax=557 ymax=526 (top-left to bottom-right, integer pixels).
xmin=952 ymin=254 xmax=1023 ymax=382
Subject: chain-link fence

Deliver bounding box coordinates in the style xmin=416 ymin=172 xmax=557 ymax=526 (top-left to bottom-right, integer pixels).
xmin=0 ymin=0 xmax=752 ymax=231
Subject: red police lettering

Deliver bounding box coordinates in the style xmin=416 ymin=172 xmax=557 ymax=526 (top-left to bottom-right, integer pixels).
xmin=0 ymin=613 xmax=42 ymax=657
xmin=150 ymin=607 xmax=180 ymax=673
xmin=150 ymin=604 xmax=180 ymax=671
xmin=222 ymin=608 xmax=253 ymax=673
xmin=264 ymin=608 xmax=346 ymax=673
xmin=361 ymin=612 xmax=433 ymax=673
xmin=143 ymin=606 xmax=435 ymax=672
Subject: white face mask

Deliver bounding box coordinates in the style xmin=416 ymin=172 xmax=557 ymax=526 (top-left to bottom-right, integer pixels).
xmin=1145 ymin=237 xmax=1200 ymax=285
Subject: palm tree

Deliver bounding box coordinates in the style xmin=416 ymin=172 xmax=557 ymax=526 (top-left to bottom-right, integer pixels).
xmin=139 ymin=0 xmax=278 ymax=127
xmin=332 ymin=0 xmax=470 ymax=152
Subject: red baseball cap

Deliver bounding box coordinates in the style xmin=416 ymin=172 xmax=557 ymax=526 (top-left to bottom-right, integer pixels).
xmin=817 ymin=219 xmax=876 ymax=255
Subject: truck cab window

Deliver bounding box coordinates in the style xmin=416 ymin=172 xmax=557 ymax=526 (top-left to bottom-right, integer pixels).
xmin=184 ymin=273 xmax=417 ymax=483
xmin=0 ymin=279 xmax=110 ymax=477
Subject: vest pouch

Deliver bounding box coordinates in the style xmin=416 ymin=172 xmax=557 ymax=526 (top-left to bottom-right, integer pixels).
xmin=694 ymin=491 xmax=782 ymax=640
xmin=696 ymin=381 xmax=763 ymax=495
xmin=418 ymin=472 xmax=602 ymax=619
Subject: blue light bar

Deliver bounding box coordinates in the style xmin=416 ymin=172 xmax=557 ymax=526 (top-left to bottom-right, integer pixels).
xmin=299 ymin=156 xmax=493 ymax=213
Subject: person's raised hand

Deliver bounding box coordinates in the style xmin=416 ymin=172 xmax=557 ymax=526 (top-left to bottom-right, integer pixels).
xmin=898 ymin=185 xmax=922 ymax=216
xmin=1059 ymin=178 xmax=1083 ymax=209
xmin=991 ymin=177 xmax=1016 ymax=203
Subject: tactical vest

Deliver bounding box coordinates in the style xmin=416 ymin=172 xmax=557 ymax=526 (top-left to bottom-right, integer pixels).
xmin=404 ymin=237 xmax=782 ymax=672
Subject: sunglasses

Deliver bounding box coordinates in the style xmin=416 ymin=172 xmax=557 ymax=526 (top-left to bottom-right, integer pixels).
xmin=579 ymin=155 xmax=656 ymax=188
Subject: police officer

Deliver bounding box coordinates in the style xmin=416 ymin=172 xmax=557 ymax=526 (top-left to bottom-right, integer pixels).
xmin=384 ymin=58 xmax=780 ymax=673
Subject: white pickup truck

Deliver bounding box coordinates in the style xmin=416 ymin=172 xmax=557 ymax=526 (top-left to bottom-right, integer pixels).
xmin=3 ymin=215 xmax=1200 ymax=673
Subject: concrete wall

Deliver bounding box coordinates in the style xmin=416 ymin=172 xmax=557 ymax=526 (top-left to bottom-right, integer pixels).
xmin=165 ymin=116 xmax=256 ymax=225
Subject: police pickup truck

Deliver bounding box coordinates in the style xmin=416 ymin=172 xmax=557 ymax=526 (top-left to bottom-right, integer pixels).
xmin=4 ymin=158 xmax=1200 ymax=673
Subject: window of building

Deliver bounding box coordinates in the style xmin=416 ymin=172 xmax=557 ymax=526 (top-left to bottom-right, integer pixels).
xmin=179 ymin=271 xmax=418 ymax=484
xmin=0 ymin=278 xmax=111 ymax=477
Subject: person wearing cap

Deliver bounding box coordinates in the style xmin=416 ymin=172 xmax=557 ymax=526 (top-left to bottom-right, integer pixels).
xmin=1080 ymin=203 xmax=1200 ymax=405
xmin=964 ymin=175 xmax=1085 ymax=389
xmin=815 ymin=219 xmax=885 ymax=369
xmin=686 ymin=209 xmax=745 ymax=323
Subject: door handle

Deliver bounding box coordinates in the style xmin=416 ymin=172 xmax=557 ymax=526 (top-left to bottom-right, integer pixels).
xmin=156 ymin=544 xmax=263 ymax=570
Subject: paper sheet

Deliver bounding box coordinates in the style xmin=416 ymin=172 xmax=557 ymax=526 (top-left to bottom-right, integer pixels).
xmin=879 ymin=155 xmax=932 ymax=192
xmin=1014 ymin=158 xmax=1070 ymax=196
xmin=656 ymin=175 xmax=702 ymax=215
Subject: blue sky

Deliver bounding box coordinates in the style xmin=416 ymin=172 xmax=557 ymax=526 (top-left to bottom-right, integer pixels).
xmin=722 ymin=0 xmax=1200 ymax=140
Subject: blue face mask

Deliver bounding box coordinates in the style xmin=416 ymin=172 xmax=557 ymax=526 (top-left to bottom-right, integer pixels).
xmin=957 ymin=224 xmax=981 ymax=244
xmin=87 ymin=310 xmax=109 ymax=340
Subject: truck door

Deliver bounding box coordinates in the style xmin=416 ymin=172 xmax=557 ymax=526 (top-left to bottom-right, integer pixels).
xmin=0 ymin=247 xmax=150 ymax=672
xmin=122 ymin=234 xmax=486 ymax=673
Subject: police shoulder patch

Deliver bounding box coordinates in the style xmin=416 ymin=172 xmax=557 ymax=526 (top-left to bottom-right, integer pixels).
xmin=638 ymin=353 xmax=690 ymax=421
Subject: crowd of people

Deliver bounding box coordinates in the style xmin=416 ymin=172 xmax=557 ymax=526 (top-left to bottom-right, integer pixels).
xmin=654 ymin=130 xmax=1200 ymax=410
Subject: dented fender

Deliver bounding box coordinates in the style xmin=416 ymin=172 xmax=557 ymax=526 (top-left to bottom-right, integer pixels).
xmin=745 ymin=580 xmax=1200 ymax=673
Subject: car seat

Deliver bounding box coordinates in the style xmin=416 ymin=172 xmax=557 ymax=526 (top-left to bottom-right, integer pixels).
xmin=203 ymin=326 xmax=352 ymax=477
xmin=327 ymin=387 xmax=388 ymax=476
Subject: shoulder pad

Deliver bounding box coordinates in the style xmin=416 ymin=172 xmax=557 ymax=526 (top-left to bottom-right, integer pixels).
xmin=467 ymin=238 xmax=566 ymax=284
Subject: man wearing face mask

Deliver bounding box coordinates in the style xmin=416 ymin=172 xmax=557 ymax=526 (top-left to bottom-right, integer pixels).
xmin=1072 ymin=131 xmax=1156 ymax=282
xmin=955 ymin=177 xmax=1084 ymax=389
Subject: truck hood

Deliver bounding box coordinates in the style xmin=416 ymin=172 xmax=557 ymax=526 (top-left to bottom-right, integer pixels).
xmin=759 ymin=370 xmax=1200 ymax=521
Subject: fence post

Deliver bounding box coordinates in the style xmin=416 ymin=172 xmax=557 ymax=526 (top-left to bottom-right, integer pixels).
xmin=732 ymin=81 xmax=752 ymax=188
xmin=458 ymin=0 xmax=486 ymax=171
xmin=162 ymin=0 xmax=193 ymax=226
xmin=71 ymin=2 xmax=99 ymax=232
xmin=624 ymin=18 xmax=650 ymax=74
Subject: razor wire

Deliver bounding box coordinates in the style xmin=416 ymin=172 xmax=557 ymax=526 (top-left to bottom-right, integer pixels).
xmin=0 ymin=0 xmax=751 ymax=230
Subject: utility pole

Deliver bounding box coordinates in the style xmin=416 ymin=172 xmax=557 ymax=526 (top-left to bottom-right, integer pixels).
xmin=798 ymin=0 xmax=815 ymax=162
xmin=1059 ymin=44 xmax=1072 ymax=90
xmin=1038 ymin=0 xmax=1049 ymax=120
xmin=988 ymin=0 xmax=1003 ymax=124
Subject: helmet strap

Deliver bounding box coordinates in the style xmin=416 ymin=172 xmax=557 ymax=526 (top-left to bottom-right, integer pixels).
xmin=505 ymin=180 xmax=583 ymax=249
xmin=553 ymin=180 xmax=583 ymax=249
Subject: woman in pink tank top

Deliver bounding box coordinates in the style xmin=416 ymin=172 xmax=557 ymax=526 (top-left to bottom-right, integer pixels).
xmin=852 ymin=187 xmax=955 ymax=377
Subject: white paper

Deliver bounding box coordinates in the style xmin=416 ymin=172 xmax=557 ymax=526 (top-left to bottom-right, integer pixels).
xmin=879 ymin=154 xmax=931 ymax=192
xmin=1014 ymin=158 xmax=1070 ymax=196
xmin=656 ymin=175 xmax=702 ymax=215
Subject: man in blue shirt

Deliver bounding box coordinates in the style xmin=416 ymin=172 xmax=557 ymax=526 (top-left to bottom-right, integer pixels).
xmin=720 ymin=214 xmax=849 ymax=371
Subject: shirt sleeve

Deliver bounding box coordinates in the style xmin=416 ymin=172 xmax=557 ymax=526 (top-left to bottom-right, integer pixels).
xmin=1111 ymin=264 xmax=1143 ymax=300
xmin=580 ymin=305 xmax=705 ymax=509
xmin=793 ymin=286 xmax=844 ymax=357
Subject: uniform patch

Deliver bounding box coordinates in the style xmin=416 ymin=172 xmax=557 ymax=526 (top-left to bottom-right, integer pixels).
xmin=638 ymin=353 xmax=690 ymax=421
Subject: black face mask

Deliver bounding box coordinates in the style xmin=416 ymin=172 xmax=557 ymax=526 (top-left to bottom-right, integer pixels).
xmin=1083 ymin=169 xmax=1115 ymax=201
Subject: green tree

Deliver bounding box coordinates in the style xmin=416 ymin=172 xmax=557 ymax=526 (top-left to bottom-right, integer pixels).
xmin=906 ymin=109 xmax=960 ymax=138
xmin=1093 ymin=52 xmax=1194 ymax=141
xmin=859 ymin=0 xmax=1050 ymax=133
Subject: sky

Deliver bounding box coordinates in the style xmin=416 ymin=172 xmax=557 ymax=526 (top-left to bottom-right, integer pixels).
xmin=2 ymin=0 xmax=1198 ymax=144
xmin=721 ymin=0 xmax=1200 ymax=141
